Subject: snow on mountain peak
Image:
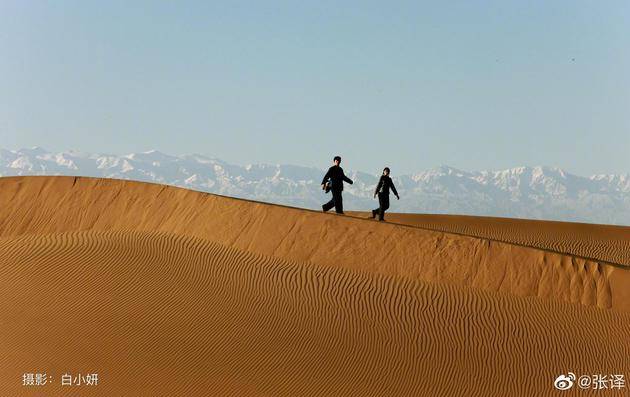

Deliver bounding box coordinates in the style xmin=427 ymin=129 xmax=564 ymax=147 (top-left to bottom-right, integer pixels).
xmin=1 ymin=147 xmax=629 ymax=225
xmin=17 ymin=146 xmax=48 ymax=157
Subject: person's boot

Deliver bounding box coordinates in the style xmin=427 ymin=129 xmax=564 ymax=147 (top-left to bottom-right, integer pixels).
xmin=371 ymin=209 xmax=377 ymax=219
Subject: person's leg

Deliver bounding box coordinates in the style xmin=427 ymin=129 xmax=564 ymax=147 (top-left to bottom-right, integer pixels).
xmin=322 ymin=197 xmax=335 ymax=212
xmin=334 ymin=190 xmax=344 ymax=214
xmin=378 ymin=194 xmax=389 ymax=221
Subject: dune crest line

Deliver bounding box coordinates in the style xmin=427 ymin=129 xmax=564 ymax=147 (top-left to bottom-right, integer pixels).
xmin=0 ymin=176 xmax=628 ymax=311
xmin=349 ymin=212 xmax=630 ymax=268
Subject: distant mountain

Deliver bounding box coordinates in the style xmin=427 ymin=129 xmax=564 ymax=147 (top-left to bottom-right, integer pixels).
xmin=2 ymin=147 xmax=629 ymax=225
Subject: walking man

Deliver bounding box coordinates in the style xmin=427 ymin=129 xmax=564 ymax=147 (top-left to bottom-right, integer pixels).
xmin=371 ymin=167 xmax=399 ymax=221
xmin=321 ymin=155 xmax=353 ymax=214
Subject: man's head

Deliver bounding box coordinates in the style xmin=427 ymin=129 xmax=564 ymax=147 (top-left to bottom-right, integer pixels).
xmin=383 ymin=167 xmax=390 ymax=176
xmin=333 ymin=156 xmax=341 ymax=166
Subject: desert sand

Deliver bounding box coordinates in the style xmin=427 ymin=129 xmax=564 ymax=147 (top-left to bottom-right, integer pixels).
xmin=0 ymin=176 xmax=628 ymax=396
xmin=349 ymin=212 xmax=630 ymax=267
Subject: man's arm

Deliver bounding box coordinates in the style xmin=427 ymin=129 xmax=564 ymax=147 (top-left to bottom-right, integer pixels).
xmin=374 ymin=176 xmax=383 ymax=197
xmin=390 ymin=179 xmax=399 ymax=198
xmin=321 ymin=168 xmax=332 ymax=186
xmin=342 ymin=170 xmax=353 ymax=184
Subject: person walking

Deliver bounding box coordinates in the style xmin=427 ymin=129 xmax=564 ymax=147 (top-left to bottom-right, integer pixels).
xmin=371 ymin=167 xmax=399 ymax=221
xmin=321 ymin=155 xmax=353 ymax=214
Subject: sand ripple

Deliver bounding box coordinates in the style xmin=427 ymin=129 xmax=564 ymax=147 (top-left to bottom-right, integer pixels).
xmin=0 ymin=176 xmax=627 ymax=311
xmin=0 ymin=230 xmax=628 ymax=396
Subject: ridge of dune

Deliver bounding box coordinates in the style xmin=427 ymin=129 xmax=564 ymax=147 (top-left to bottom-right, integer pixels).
xmin=0 ymin=229 xmax=628 ymax=396
xmin=350 ymin=212 xmax=630 ymax=268
xmin=0 ymin=175 xmax=628 ymax=312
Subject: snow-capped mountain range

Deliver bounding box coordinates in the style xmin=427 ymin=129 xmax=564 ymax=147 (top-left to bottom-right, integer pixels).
xmin=2 ymin=147 xmax=629 ymax=225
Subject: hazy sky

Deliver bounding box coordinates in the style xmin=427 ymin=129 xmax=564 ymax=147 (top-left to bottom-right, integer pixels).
xmin=1 ymin=1 xmax=628 ymax=175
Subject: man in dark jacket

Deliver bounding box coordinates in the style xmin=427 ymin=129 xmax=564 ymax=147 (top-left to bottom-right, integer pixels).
xmin=371 ymin=167 xmax=399 ymax=221
xmin=321 ymin=155 xmax=353 ymax=214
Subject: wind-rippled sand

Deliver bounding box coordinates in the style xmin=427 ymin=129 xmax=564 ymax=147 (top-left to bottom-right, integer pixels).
xmin=352 ymin=212 xmax=630 ymax=267
xmin=0 ymin=176 xmax=628 ymax=396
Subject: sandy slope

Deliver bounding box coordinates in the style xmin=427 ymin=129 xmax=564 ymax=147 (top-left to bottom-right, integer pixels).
xmin=0 ymin=230 xmax=628 ymax=397
xmin=0 ymin=176 xmax=627 ymax=311
xmin=349 ymin=212 xmax=630 ymax=267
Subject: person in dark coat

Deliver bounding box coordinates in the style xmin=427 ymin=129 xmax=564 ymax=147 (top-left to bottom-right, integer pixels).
xmin=371 ymin=167 xmax=399 ymax=221
xmin=321 ymin=155 xmax=353 ymax=214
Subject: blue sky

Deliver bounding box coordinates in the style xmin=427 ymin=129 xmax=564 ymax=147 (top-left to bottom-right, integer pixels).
xmin=1 ymin=1 xmax=628 ymax=175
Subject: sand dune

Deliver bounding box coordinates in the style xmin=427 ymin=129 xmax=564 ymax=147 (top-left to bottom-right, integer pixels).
xmin=1 ymin=176 xmax=629 ymax=396
xmin=0 ymin=176 xmax=627 ymax=311
xmin=1 ymin=229 xmax=628 ymax=396
xmin=350 ymin=212 xmax=630 ymax=267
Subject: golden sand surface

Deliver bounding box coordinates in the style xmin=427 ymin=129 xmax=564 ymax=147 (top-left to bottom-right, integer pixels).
xmin=0 ymin=230 xmax=628 ymax=396
xmin=1 ymin=176 xmax=627 ymax=312
xmin=0 ymin=176 xmax=628 ymax=396
xmin=349 ymin=212 xmax=630 ymax=268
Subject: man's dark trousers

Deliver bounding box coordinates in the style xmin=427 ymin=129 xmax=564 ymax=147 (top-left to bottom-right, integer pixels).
xmin=323 ymin=189 xmax=344 ymax=214
xmin=375 ymin=192 xmax=390 ymax=220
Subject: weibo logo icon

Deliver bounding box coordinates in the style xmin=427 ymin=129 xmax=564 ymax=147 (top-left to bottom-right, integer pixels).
xmin=554 ymin=373 xmax=576 ymax=390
